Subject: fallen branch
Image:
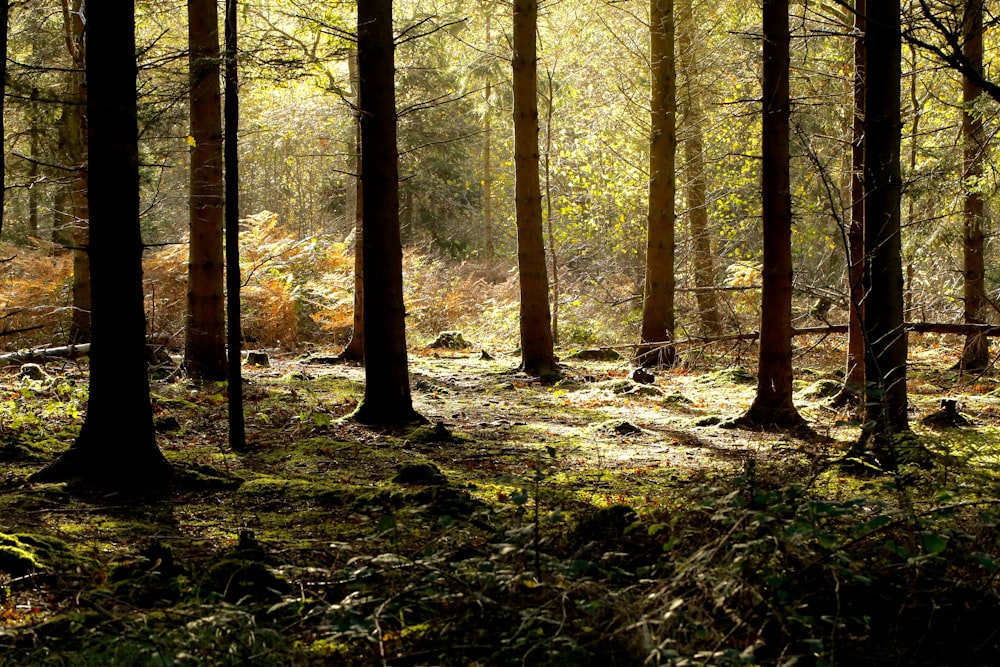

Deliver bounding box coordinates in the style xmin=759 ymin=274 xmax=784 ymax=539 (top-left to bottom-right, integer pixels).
xmin=0 ymin=343 xmax=90 ymax=364
xmin=593 ymin=322 xmax=1000 ymax=352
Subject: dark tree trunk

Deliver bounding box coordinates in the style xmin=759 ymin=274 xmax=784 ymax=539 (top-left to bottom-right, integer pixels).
xmin=224 ymin=0 xmax=246 ymax=451
xmin=184 ymin=0 xmax=228 ymax=380
xmin=32 ymin=0 xmax=170 ymax=489
xmin=351 ymin=0 xmax=423 ymax=425
xmin=862 ymin=0 xmax=909 ymax=453
xmin=736 ymin=0 xmax=804 ymax=430
xmin=959 ymin=0 xmax=989 ymax=370
xmin=512 ymin=0 xmax=557 ymax=378
xmin=637 ymin=0 xmax=677 ymax=368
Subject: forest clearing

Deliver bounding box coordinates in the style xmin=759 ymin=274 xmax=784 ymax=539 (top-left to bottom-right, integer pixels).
xmin=4 ymin=0 xmax=1000 ymax=664
xmin=2 ymin=255 xmax=1000 ymax=665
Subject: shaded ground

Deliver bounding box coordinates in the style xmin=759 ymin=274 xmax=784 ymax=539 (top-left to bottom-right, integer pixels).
xmin=2 ymin=342 xmax=1000 ymax=665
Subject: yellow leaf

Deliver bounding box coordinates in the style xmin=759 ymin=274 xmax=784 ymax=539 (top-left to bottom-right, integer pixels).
xmin=187 ymin=135 xmax=197 ymax=147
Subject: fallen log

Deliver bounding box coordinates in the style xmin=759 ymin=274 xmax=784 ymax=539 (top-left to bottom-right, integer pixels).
xmin=593 ymin=322 xmax=1000 ymax=351
xmin=0 ymin=343 xmax=90 ymax=364
xmin=0 ymin=335 xmax=176 ymax=365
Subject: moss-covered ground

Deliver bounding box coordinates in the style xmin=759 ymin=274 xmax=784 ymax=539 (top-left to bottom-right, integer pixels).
xmin=2 ymin=341 xmax=1000 ymax=665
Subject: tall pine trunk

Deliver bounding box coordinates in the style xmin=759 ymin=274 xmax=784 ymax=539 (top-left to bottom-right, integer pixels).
xmin=678 ymin=0 xmax=721 ymax=337
xmin=736 ymin=0 xmax=804 ymax=430
xmin=862 ymin=0 xmax=909 ymax=459
xmin=185 ymin=0 xmax=228 ymax=380
xmin=512 ymin=0 xmax=557 ymax=377
xmin=224 ymin=0 xmax=246 ymax=451
xmin=352 ymin=0 xmax=423 ymax=425
xmin=638 ymin=0 xmax=677 ymax=368
xmin=959 ymin=0 xmax=989 ymax=370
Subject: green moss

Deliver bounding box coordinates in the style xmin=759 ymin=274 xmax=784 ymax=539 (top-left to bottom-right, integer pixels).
xmin=698 ymin=367 xmax=757 ymax=386
xmin=0 ymin=532 xmax=83 ymax=575
xmin=798 ymin=379 xmax=843 ymax=399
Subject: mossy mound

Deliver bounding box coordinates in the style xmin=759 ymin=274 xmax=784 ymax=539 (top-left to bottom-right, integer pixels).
xmin=0 ymin=532 xmax=80 ymax=575
xmin=698 ymin=367 xmax=757 ymax=386
xmin=663 ymin=392 xmax=693 ymax=405
xmin=406 ymin=422 xmax=466 ymax=444
xmin=595 ymin=379 xmax=662 ymax=397
xmin=566 ymin=349 xmax=622 ymax=361
xmin=428 ymin=331 xmax=470 ymax=349
xmin=393 ymin=462 xmax=448 ymax=486
xmin=799 ymin=379 xmax=843 ymax=399
xmin=595 ymin=420 xmax=644 ymax=437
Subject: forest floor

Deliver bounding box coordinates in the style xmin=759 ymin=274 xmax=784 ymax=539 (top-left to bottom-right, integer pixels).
xmin=2 ymin=339 xmax=1000 ymax=665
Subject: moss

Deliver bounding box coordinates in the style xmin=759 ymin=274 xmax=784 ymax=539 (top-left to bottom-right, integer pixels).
xmin=393 ymin=462 xmax=448 ymax=486
xmin=201 ymin=559 xmax=290 ymax=603
xmin=698 ymin=367 xmax=757 ymax=386
xmin=566 ymin=349 xmax=622 ymax=361
xmin=798 ymin=379 xmax=843 ymax=399
xmin=0 ymin=542 xmax=41 ymax=575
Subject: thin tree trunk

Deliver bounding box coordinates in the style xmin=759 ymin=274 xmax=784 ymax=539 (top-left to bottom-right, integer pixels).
xmin=960 ymin=0 xmax=989 ymax=370
xmin=0 ymin=0 xmax=7 ymax=240
xmin=339 ymin=49 xmax=364 ymax=362
xmin=676 ymin=0 xmax=721 ymax=337
xmin=224 ymin=0 xmax=246 ymax=451
xmin=736 ymin=0 xmax=804 ymax=430
xmin=544 ymin=68 xmax=559 ymax=346
xmin=484 ymin=80 xmax=493 ymax=261
xmin=60 ymin=0 xmax=90 ymax=344
xmin=638 ymin=0 xmax=677 ymax=369
xmin=512 ymin=0 xmax=557 ymax=377
xmin=185 ymin=0 xmax=228 ymax=380
xmin=862 ymin=0 xmax=909 ymax=457
xmin=352 ymin=0 xmax=423 ymax=425
xmin=838 ymin=0 xmax=866 ymax=404
xmin=28 ymin=90 xmax=39 ymax=238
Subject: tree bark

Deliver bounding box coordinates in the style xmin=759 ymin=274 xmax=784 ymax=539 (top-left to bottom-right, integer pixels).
xmin=863 ymin=0 xmax=909 ymax=450
xmin=735 ymin=0 xmax=804 ymax=430
xmin=959 ymin=0 xmax=989 ymax=370
xmin=340 ymin=49 xmax=364 ymax=362
xmin=677 ymin=0 xmax=721 ymax=337
xmin=224 ymin=0 xmax=246 ymax=451
xmin=352 ymin=0 xmax=423 ymax=425
xmin=59 ymin=0 xmax=90 ymax=344
xmin=184 ymin=0 xmax=228 ymax=380
xmin=638 ymin=0 xmax=677 ymax=368
xmin=32 ymin=0 xmax=170 ymax=489
xmin=0 ymin=0 xmax=7 ymax=239
xmin=512 ymin=0 xmax=557 ymax=377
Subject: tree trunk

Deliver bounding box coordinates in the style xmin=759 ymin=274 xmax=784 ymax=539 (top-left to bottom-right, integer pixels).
xmin=28 ymin=92 xmax=39 ymax=238
xmin=959 ymin=0 xmax=989 ymax=370
xmin=352 ymin=0 xmax=423 ymax=425
xmin=224 ymin=0 xmax=246 ymax=451
xmin=638 ymin=0 xmax=677 ymax=369
xmin=340 ymin=49 xmax=364 ymax=362
xmin=862 ymin=0 xmax=909 ymax=454
xmin=0 ymin=0 xmax=7 ymax=239
xmin=184 ymin=0 xmax=228 ymax=380
xmin=512 ymin=0 xmax=557 ymax=377
xmin=32 ymin=0 xmax=170 ymax=489
xmin=60 ymin=0 xmax=90 ymax=344
xmin=736 ymin=0 xmax=804 ymax=430
xmin=677 ymin=0 xmax=721 ymax=337
xmin=837 ymin=0 xmax=866 ymax=404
